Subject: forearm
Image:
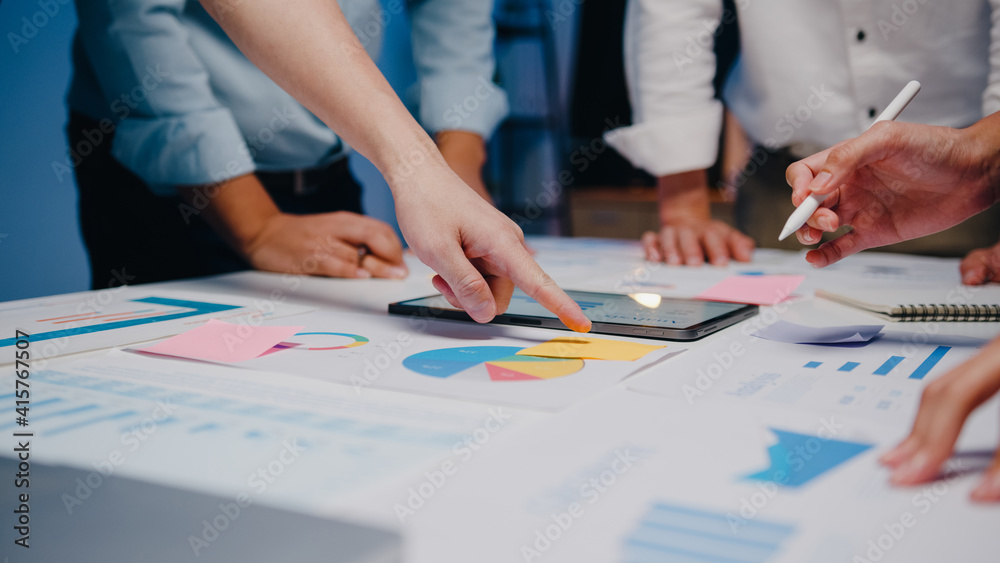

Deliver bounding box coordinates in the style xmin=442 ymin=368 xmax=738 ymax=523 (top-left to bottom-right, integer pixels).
xmin=178 ymin=174 xmax=279 ymax=257
xmin=199 ymin=0 xmax=447 ymax=185
xmin=436 ymin=130 xmax=491 ymax=202
xmin=657 ymin=170 xmax=712 ymax=225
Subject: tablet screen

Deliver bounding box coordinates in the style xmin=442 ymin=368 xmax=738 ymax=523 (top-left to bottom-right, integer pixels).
xmin=398 ymin=289 xmax=748 ymax=330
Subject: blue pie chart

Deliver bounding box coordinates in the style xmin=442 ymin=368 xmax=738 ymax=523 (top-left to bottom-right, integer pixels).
xmin=403 ymin=346 xmax=583 ymax=382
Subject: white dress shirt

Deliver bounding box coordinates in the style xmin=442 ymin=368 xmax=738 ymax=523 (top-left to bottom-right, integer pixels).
xmin=606 ymin=0 xmax=1000 ymax=177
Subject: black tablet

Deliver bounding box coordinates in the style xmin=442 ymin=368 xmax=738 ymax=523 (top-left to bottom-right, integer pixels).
xmin=389 ymin=289 xmax=757 ymax=341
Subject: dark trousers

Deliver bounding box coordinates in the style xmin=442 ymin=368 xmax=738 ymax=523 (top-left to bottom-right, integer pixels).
xmin=734 ymin=145 xmax=1000 ymax=256
xmin=70 ymin=112 xmax=363 ymax=289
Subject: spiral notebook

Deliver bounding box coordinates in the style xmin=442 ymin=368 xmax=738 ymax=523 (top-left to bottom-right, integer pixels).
xmin=816 ymin=288 xmax=1000 ymax=322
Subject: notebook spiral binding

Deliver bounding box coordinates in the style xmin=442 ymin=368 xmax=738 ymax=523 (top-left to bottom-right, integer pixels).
xmin=898 ymin=303 xmax=1000 ymax=322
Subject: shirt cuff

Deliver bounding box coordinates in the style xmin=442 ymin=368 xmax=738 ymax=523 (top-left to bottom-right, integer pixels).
xmin=604 ymin=101 xmax=723 ymax=177
xmin=417 ymin=74 xmax=510 ymax=140
xmin=111 ymin=108 xmax=255 ymax=195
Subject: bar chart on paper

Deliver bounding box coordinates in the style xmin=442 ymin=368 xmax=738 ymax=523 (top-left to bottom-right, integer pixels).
xmin=0 ymin=290 xmax=309 ymax=362
xmin=5 ymin=369 xmax=459 ymax=448
xmin=622 ymin=502 xmax=797 ymax=562
xmin=0 ymin=359 xmax=497 ymax=506
xmin=800 ymin=345 xmax=952 ymax=380
xmin=629 ymin=336 xmax=979 ymax=419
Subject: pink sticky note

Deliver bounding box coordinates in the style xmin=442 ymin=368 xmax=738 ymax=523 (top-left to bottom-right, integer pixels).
xmin=695 ymin=275 xmax=805 ymax=306
xmin=141 ymin=319 xmax=303 ymax=363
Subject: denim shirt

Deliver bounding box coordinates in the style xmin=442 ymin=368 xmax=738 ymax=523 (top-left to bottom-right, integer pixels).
xmin=69 ymin=0 xmax=508 ymax=193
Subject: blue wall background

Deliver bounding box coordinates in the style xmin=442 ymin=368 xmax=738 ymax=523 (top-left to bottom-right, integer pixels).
xmin=1 ymin=2 xmax=88 ymax=301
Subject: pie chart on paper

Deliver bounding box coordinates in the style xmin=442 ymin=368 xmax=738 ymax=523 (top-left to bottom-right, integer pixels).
xmin=403 ymin=346 xmax=584 ymax=382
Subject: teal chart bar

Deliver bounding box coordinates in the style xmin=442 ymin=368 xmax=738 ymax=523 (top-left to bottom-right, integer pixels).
xmin=743 ymin=428 xmax=873 ymax=487
xmin=908 ymin=346 xmax=951 ymax=380
xmin=838 ymin=362 xmax=860 ymax=372
xmin=804 ymin=361 xmax=822 ymax=369
xmin=874 ymin=356 xmax=905 ymax=376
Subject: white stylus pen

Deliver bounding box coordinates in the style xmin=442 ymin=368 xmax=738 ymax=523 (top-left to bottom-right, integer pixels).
xmin=778 ymin=80 xmax=922 ymax=241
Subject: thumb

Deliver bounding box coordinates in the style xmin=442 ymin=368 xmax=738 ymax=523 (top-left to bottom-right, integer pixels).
xmin=494 ymin=242 xmax=592 ymax=333
xmin=807 ymin=122 xmax=902 ymax=198
xmin=425 ymin=242 xmax=498 ymax=323
xmin=805 ymin=230 xmax=871 ymax=268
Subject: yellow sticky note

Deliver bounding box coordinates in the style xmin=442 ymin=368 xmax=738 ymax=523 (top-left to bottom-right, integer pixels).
xmin=516 ymin=337 xmax=665 ymax=361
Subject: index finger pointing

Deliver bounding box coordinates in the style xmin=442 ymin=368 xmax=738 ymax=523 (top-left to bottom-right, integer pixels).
xmin=497 ymin=243 xmax=591 ymax=333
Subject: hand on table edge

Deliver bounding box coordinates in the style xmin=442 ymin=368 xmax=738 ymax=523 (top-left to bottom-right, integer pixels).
xmin=178 ymin=174 xmax=408 ymax=279
xmin=644 ymin=170 xmax=755 ymax=266
xmin=960 ymin=240 xmax=1000 ymax=286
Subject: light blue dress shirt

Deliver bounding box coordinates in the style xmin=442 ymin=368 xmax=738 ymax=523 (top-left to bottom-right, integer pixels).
xmin=69 ymin=0 xmax=509 ymax=194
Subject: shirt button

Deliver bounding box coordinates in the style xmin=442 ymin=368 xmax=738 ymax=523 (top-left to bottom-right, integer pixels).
xmin=868 ymin=107 xmax=877 ymax=118
xmin=856 ymin=29 xmax=866 ymax=42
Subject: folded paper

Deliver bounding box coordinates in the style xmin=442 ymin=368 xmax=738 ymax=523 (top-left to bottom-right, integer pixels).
xmin=753 ymin=320 xmax=884 ymax=344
